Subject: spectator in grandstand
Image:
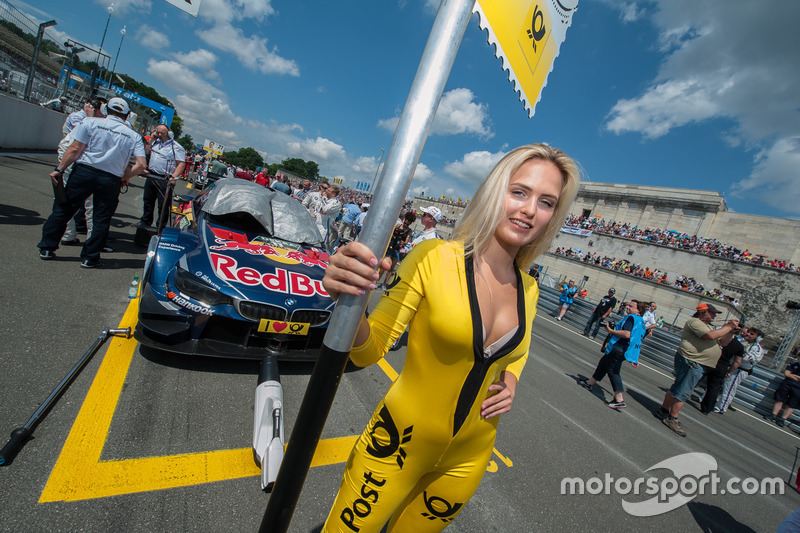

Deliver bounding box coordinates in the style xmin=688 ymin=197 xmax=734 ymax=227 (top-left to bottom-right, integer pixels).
xmin=563 ymin=215 xmax=797 ymax=272
xmin=656 ymin=303 xmax=739 ymax=437
xmin=583 ymin=287 xmax=617 ymax=338
xmin=556 ymin=279 xmax=577 ymax=321
xmin=579 ymin=300 xmax=647 ymax=409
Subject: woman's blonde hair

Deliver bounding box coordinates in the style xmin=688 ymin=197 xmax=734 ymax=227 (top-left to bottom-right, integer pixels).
xmin=452 ymin=143 xmax=580 ymax=267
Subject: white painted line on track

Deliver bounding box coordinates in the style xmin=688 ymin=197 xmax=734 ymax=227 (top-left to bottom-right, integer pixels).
xmin=531 ymin=330 xmax=800 ymax=477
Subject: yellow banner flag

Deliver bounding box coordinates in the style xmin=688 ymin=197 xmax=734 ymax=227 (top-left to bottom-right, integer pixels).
xmin=474 ymin=0 xmax=578 ymax=118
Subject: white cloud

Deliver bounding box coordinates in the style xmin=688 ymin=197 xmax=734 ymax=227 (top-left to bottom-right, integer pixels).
xmin=351 ymin=156 xmax=379 ymax=175
xmin=173 ymin=49 xmax=218 ymax=71
xmin=198 ymin=0 xmax=274 ymax=24
xmin=147 ymin=59 xmax=221 ymax=99
xmin=619 ymin=2 xmax=645 ymax=23
xmin=136 ymin=25 xmax=170 ymax=49
xmin=95 ymin=0 xmax=151 ymax=16
xmin=731 ymin=137 xmax=800 ymax=214
xmin=378 ymin=88 xmax=492 ymax=138
xmin=286 ymin=137 xmax=346 ymax=163
xmin=443 ymin=149 xmax=507 ymax=187
xmin=606 ymin=78 xmax=725 ymax=139
xmin=412 ymin=163 xmax=434 ymax=183
xmin=603 ymin=0 xmax=800 ymax=214
xmin=197 ymin=22 xmax=299 ymax=76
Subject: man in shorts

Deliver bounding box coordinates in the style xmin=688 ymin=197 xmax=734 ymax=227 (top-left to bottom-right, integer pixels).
xmin=765 ymin=359 xmax=800 ymax=427
xmin=655 ymin=303 xmax=739 ymax=437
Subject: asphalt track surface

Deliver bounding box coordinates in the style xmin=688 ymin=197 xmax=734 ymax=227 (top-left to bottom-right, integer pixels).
xmin=1 ymin=155 xmax=798 ymax=532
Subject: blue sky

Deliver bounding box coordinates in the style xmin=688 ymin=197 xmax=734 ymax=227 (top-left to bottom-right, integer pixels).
xmin=20 ymin=0 xmax=800 ymax=219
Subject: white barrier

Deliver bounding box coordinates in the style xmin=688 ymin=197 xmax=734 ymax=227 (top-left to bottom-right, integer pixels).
xmin=0 ymin=93 xmax=62 ymax=151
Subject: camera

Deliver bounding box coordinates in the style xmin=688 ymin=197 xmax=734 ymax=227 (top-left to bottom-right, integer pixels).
xmin=600 ymin=321 xmax=616 ymax=329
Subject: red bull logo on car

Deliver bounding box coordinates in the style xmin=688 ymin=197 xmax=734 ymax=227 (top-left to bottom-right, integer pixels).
xmin=211 ymin=253 xmax=330 ymax=298
xmin=207 ymin=227 xmax=329 ymax=269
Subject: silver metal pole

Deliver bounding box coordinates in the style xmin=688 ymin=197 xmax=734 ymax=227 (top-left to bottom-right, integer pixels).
xmin=671 ymin=308 xmax=682 ymax=330
xmin=259 ymin=1 xmax=476 ymax=530
xmin=370 ymin=147 xmax=385 ymax=192
xmin=24 ymin=21 xmax=57 ymax=102
xmin=325 ymin=0 xmax=475 ymax=351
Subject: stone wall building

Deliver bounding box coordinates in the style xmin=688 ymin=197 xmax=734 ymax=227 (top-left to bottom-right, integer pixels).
xmin=409 ymin=182 xmax=800 ymax=345
xmin=573 ymin=182 xmax=800 ymax=265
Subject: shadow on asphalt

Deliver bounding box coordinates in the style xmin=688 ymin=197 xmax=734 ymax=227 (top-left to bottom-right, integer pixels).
xmin=568 ymin=373 xmax=613 ymax=403
xmin=687 ymin=501 xmax=758 ymax=532
xmin=0 ymin=204 xmax=44 ymax=225
xmin=138 ymin=346 xmax=366 ymax=377
xmin=626 ymin=388 xmax=664 ymax=413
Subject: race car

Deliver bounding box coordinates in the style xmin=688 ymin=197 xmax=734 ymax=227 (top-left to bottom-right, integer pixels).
xmin=134 ymin=178 xmax=334 ymax=361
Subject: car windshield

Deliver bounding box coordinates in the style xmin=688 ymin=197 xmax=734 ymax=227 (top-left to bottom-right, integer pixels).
xmin=200 ymin=178 xmax=322 ymax=247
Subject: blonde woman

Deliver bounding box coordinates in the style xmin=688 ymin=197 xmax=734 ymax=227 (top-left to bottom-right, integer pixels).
xmin=321 ymin=143 xmax=579 ymax=532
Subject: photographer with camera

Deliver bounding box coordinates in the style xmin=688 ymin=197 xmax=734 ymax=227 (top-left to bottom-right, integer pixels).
xmin=579 ymin=300 xmax=647 ymax=409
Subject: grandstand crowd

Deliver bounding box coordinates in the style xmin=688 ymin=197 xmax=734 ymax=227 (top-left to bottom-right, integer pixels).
xmin=564 ymin=215 xmax=798 ymax=272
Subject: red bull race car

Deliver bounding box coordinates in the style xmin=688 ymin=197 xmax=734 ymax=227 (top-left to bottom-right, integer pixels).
xmin=134 ymin=178 xmax=334 ymax=361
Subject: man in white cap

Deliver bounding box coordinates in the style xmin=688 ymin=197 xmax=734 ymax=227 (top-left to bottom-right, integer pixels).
xmin=38 ymin=97 xmax=146 ymax=268
xmin=409 ymin=205 xmax=441 ymax=247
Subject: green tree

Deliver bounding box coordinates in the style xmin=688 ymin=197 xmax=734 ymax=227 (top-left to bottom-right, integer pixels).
xmin=237 ymin=147 xmax=264 ymax=169
xmin=279 ymin=158 xmax=320 ymax=179
xmin=225 ymin=147 xmax=264 ymax=170
xmin=170 ymin=114 xmax=184 ymax=138
xmin=177 ymin=134 xmax=194 ymax=152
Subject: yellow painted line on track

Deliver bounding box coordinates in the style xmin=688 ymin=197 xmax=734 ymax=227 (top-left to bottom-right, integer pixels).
xmin=41 ymin=301 xmax=510 ymax=503
xmin=40 ymin=298 xmax=357 ymax=503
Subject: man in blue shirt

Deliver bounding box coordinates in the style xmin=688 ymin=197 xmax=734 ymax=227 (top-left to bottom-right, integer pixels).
xmin=338 ymin=202 xmax=362 ymax=243
xmin=271 ymin=176 xmax=292 ymax=195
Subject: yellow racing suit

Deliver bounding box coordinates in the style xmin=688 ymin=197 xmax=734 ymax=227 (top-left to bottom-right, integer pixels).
xmin=323 ymin=239 xmax=539 ymax=532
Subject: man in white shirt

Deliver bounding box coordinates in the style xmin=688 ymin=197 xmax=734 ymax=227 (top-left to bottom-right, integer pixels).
xmin=303 ymin=183 xmax=341 ymax=243
xmin=39 ymin=97 xmax=146 ymax=268
xmin=137 ymin=124 xmax=186 ymax=228
xmin=409 ymin=205 xmax=441 ymax=247
xmin=642 ymin=301 xmax=658 ymax=337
